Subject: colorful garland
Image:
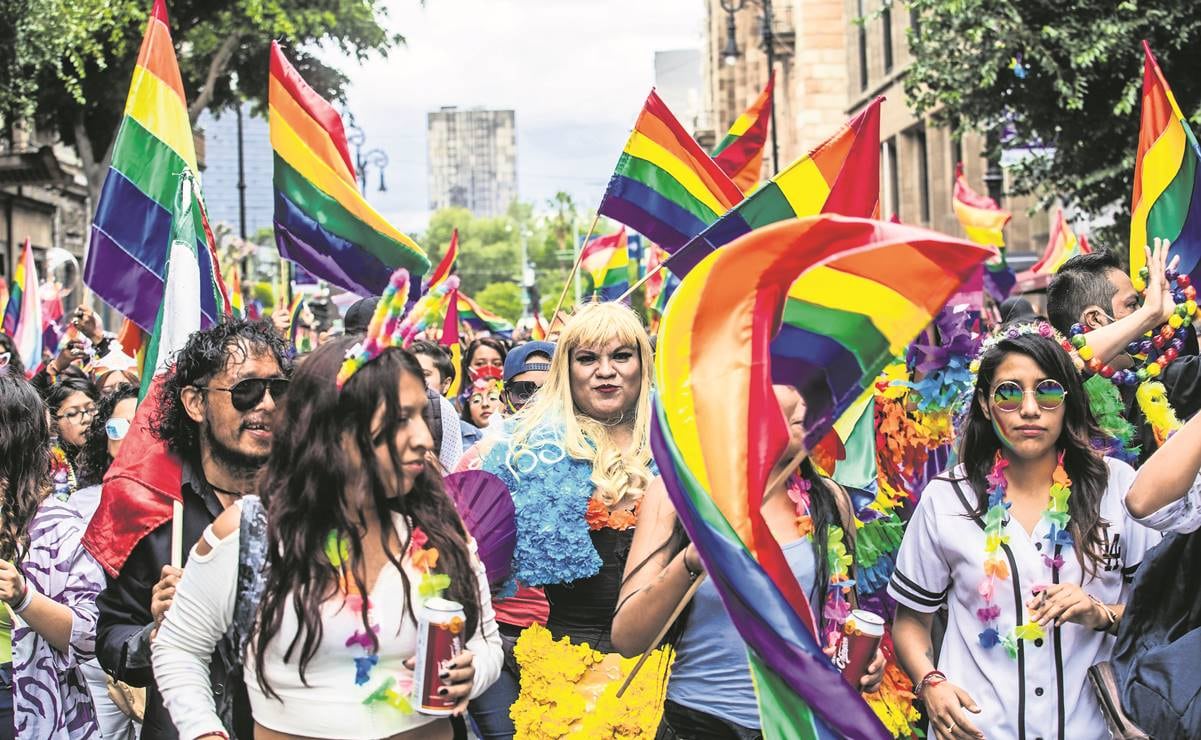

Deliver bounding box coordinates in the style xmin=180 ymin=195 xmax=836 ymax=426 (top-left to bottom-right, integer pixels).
xmin=584 ymin=498 xmax=639 ymax=531
xmin=978 ymin=453 xmax=1071 ymax=658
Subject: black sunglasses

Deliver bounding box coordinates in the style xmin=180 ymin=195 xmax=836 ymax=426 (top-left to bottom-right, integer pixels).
xmin=197 ymin=377 xmax=290 ymax=411
xmin=504 ymin=380 xmax=541 ymax=407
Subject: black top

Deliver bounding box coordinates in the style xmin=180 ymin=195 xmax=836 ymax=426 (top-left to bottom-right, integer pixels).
xmin=543 ymin=527 xmax=634 ymax=653
xmin=1124 ymin=354 xmax=1201 ymax=465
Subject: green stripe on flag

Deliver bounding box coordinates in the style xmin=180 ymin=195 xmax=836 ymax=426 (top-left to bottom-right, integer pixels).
xmin=748 ymin=652 xmax=822 ymax=740
xmin=614 ymin=153 xmax=722 ymax=225
xmin=779 ymin=298 xmax=886 ymax=376
xmin=111 ymin=117 xmax=208 ymax=244
xmin=1147 ymin=122 xmax=1198 ymax=243
xmin=737 ymin=182 xmax=798 ymax=230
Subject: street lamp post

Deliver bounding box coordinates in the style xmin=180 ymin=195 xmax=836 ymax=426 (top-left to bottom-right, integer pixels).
xmin=720 ymin=0 xmax=779 ymax=174
xmin=345 ymin=117 xmax=390 ymax=196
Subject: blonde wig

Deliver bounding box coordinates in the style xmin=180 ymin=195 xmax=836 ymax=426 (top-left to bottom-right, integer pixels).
xmin=507 ymin=302 xmax=654 ymax=506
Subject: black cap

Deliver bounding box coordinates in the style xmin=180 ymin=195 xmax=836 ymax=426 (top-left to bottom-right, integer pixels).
xmin=343 ymin=297 xmax=379 ymax=335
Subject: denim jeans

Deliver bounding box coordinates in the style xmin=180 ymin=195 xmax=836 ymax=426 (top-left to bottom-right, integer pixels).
xmin=0 ymin=665 xmax=13 ymax=740
xmin=655 ymin=699 xmax=763 ymax=740
xmin=467 ymin=623 xmax=523 ymax=739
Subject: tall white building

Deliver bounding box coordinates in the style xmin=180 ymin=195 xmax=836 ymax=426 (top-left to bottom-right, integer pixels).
xmin=426 ymin=107 xmax=517 ymax=217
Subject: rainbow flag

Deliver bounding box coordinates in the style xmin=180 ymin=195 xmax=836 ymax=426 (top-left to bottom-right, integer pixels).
xmin=456 ymin=291 xmax=514 ymax=337
xmin=84 ymin=0 xmax=229 ymax=332
xmin=1030 ymin=209 xmax=1088 ymax=276
xmin=1130 ymin=42 xmax=1201 ymax=282
xmin=442 ymin=288 xmax=463 ymax=397
xmin=581 ymin=228 xmax=630 ymax=300
xmin=269 ymin=41 xmax=428 ymax=296
xmin=287 ymin=296 xmax=308 ymax=352
xmin=953 ymin=162 xmax=1016 ymax=300
xmin=667 ymin=98 xmax=882 ymax=278
xmin=425 ymin=228 xmax=459 ymax=291
xmin=652 ymin=215 xmax=992 ymax=739
xmin=598 ymin=90 xmax=744 ymax=251
xmin=2 ymin=238 xmax=42 ymax=371
xmin=228 ymin=266 xmax=245 ymax=318
xmin=713 ymin=72 xmax=774 ymax=193
xmin=531 ymin=311 xmax=549 ymax=341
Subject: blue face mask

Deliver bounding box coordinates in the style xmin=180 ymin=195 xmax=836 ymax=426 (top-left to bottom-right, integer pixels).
xmin=105 ymin=417 xmax=131 ymax=441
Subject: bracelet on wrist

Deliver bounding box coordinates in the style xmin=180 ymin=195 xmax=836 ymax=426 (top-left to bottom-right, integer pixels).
xmin=1089 ymin=595 xmax=1117 ymax=632
xmin=682 ymin=552 xmax=702 ymax=581
xmin=11 ymin=578 xmax=34 ymax=614
xmin=915 ymin=669 xmax=947 ymax=700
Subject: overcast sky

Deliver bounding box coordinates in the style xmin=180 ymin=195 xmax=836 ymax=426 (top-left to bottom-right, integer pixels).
xmin=335 ymin=0 xmax=706 ymax=232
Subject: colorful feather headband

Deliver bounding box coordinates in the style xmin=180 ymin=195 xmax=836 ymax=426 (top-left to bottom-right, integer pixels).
xmin=336 ymin=270 xmax=461 ymax=389
xmin=968 ymin=320 xmax=1084 ymax=375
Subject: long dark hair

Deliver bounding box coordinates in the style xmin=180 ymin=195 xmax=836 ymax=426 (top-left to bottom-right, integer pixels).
xmin=620 ymin=459 xmax=842 ymax=644
xmin=0 ymin=374 xmax=51 ymax=561
xmin=957 ymin=331 xmax=1109 ymax=576
xmin=44 ymin=368 xmax=99 ymax=461
xmin=76 ymin=383 xmax=139 ymax=488
xmin=461 ymin=336 xmax=507 ymax=384
xmin=254 ymin=337 xmax=481 ymax=697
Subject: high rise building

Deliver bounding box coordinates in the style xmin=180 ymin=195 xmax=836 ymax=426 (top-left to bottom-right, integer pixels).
xmin=196 ymin=102 xmax=274 ymax=239
xmin=427 ymin=107 xmax=518 ymax=217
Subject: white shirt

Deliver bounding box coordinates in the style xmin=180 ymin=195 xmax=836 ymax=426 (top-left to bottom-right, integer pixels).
xmin=152 ymin=503 xmax=503 ymax=739
xmin=888 ymin=458 xmax=1160 ymax=740
xmin=1126 ymin=469 xmax=1201 ymax=534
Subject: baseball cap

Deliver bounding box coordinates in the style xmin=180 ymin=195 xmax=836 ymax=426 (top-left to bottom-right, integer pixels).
xmin=343 ymin=297 xmax=379 ymax=335
xmin=503 ymin=341 xmax=555 ymax=383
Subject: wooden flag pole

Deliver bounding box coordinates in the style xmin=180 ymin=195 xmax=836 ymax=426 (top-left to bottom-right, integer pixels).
xmin=551 ymin=213 xmax=600 ymax=322
xmin=615 ymin=260 xmax=666 ymax=304
xmin=170 ymin=499 xmax=184 ymax=569
xmin=615 ymin=573 xmax=705 ymax=698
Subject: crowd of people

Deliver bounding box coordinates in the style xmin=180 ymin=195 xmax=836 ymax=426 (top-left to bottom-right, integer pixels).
xmin=2 ymin=238 xmax=1201 ymax=740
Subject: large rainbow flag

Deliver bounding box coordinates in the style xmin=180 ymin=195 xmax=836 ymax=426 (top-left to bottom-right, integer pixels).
xmin=598 ymin=90 xmax=744 ymax=251
xmin=581 ymin=228 xmax=630 ymax=301
xmin=456 ymin=291 xmax=514 ymax=337
xmin=84 ymin=0 xmax=229 ymax=332
xmin=2 ymin=238 xmax=42 ymax=371
xmin=1129 ymin=42 xmax=1201 ymax=282
xmin=270 ymin=41 xmax=429 ymax=296
xmin=713 ymin=73 xmax=774 ymax=193
xmin=666 ymin=98 xmax=882 ymax=278
xmin=652 ymin=215 xmax=992 ymax=739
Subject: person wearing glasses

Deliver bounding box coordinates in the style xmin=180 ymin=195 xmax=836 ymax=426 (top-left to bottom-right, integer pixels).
xmin=890 ymin=324 xmax=1160 ymax=740
xmin=501 ymin=341 xmax=553 ymax=414
xmin=94 ymin=320 xmax=291 ymax=740
xmin=69 ymin=382 xmax=141 ymax=739
xmin=44 ymin=370 xmax=100 ymax=501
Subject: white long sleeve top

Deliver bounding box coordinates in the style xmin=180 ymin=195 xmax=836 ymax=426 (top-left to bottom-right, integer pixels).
xmin=151 ymin=503 xmax=503 ymax=739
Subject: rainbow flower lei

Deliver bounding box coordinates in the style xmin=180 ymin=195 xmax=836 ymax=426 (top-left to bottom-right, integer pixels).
xmin=787 ymin=475 xmax=853 ymax=648
xmin=325 ymin=522 xmax=452 ymax=713
xmin=978 ymin=452 xmax=1072 ymax=658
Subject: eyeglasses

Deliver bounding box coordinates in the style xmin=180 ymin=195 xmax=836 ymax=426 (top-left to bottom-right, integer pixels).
xmin=0 ymin=352 xmax=9 ymax=368
xmin=503 ymin=380 xmax=541 ymax=409
xmin=105 ymin=417 xmax=131 ymax=441
xmin=58 ymin=405 xmax=97 ymax=423
xmin=991 ymin=379 xmax=1067 ymax=413
xmin=196 ymin=377 xmax=290 ymax=411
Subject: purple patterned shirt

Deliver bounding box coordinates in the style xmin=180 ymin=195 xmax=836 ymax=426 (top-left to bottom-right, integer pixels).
xmin=13 ymin=497 xmax=103 ymax=738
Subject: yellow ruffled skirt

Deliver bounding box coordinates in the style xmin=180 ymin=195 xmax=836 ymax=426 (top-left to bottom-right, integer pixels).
xmin=510 ymin=624 xmax=670 ymax=738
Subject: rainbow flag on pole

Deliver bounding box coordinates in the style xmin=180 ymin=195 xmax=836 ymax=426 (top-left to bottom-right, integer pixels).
xmin=442 ymin=288 xmax=463 ymax=397
xmin=2 ymin=238 xmax=43 ymax=371
xmin=425 ymin=228 xmax=459 ymax=291
xmin=1129 ymin=42 xmax=1201 ymax=282
xmin=652 ymin=215 xmax=992 ymax=739
xmin=581 ymin=228 xmax=630 ymax=301
xmin=667 ymin=98 xmax=882 ymax=278
xmin=85 ymin=0 xmax=229 ymax=332
xmin=270 ymin=41 xmax=428 ymax=296
xmin=598 ymin=90 xmax=744 ymax=251
xmin=1029 ymin=209 xmax=1088 ymax=276
xmin=953 ymin=162 xmax=1016 ymax=301
xmin=713 ymin=73 xmax=774 ymax=193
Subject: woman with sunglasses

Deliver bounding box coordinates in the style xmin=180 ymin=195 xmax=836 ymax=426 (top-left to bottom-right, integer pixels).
xmin=71 ymin=382 xmax=142 ymax=739
xmin=889 ymin=323 xmax=1160 ymax=740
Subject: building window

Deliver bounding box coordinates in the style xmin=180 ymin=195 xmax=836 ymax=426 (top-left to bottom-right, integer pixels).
xmin=909 ymin=5 xmax=920 ymax=39
xmin=883 ymin=137 xmax=900 ymax=219
xmin=858 ymin=0 xmax=868 ymax=90
xmin=882 ymin=5 xmax=894 ymax=74
xmin=914 ymin=126 xmax=930 ymax=224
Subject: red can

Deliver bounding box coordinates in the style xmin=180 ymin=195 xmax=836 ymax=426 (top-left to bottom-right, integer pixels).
xmin=412 ymin=597 xmax=466 ymax=715
xmin=832 ymin=609 xmax=885 ymax=687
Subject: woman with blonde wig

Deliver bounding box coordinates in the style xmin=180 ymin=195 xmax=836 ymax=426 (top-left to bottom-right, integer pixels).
xmin=458 ymin=302 xmax=666 ymax=738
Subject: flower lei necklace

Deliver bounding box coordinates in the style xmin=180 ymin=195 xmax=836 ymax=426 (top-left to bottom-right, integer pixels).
xmin=324 ymin=521 xmax=453 ymax=713
xmin=788 ymin=475 xmax=855 ymax=649
xmin=978 ymin=453 xmax=1072 ymax=658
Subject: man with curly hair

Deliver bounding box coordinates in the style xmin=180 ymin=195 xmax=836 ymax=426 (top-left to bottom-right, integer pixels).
xmin=94 ymin=319 xmax=290 ymax=739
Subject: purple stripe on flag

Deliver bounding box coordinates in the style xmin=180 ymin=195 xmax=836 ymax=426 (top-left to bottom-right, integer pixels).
xmin=274 ymin=222 xmax=383 ymax=298
xmin=274 ymin=192 xmax=392 ymax=296
xmin=598 ymin=176 xmax=698 ymax=250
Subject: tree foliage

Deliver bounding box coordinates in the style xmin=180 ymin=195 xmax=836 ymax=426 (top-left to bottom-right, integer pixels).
xmin=904 ymin=0 xmax=1201 ymax=246
xmin=476 ymin=282 xmax=523 ymax=324
xmin=3 ymin=0 xmax=404 ymax=203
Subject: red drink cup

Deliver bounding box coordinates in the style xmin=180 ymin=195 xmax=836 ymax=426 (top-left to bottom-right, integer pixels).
xmin=833 ymin=609 xmax=885 ymax=687
xmin=412 ymin=597 xmax=466 ymax=715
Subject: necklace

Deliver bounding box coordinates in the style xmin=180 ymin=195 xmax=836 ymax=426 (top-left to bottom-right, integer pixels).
xmin=978 ymin=452 xmax=1073 ymax=658
xmin=788 ymin=474 xmax=854 ymax=649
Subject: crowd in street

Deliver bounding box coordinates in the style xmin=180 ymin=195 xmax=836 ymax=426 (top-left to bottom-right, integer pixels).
xmin=2 ymin=239 xmax=1201 ymax=740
